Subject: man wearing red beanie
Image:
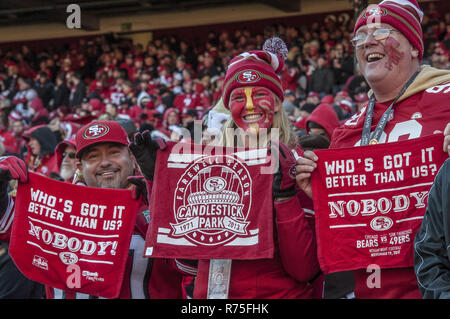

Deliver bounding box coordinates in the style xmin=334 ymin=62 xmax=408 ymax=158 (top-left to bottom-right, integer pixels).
xmin=296 ymin=0 xmax=450 ymax=299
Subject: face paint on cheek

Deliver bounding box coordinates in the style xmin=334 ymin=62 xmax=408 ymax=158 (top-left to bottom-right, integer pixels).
xmin=258 ymin=97 xmax=275 ymax=125
xmin=383 ymin=37 xmax=404 ymax=70
xmin=230 ymin=87 xmax=276 ymax=133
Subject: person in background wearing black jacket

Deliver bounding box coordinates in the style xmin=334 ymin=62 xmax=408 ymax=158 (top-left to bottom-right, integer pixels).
xmin=53 ymin=74 xmax=70 ymax=109
xmin=414 ymin=158 xmax=450 ymax=298
xmin=34 ymin=72 xmax=54 ymax=109
xmin=68 ymin=73 xmax=86 ymax=108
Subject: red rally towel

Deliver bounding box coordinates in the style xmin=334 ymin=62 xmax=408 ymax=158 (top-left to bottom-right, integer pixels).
xmin=9 ymin=172 xmax=140 ymax=299
xmin=311 ymin=134 xmax=448 ymax=274
xmin=144 ymin=141 xmax=274 ymax=260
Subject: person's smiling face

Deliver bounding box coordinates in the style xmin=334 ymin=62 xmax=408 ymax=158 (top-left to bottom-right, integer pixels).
xmin=229 ymin=86 xmax=280 ymax=134
xmin=354 ymin=23 xmax=418 ymax=92
xmin=80 ymin=142 xmax=134 ymax=189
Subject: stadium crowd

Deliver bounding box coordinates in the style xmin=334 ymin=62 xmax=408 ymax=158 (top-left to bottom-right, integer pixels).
xmin=0 ymin=4 xmax=448 ymax=167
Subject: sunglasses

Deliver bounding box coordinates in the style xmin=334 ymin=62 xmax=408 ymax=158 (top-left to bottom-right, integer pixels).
xmin=62 ymin=152 xmax=76 ymax=159
xmin=351 ymin=28 xmax=399 ymax=48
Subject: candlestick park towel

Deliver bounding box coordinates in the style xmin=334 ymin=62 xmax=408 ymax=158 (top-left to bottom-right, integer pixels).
xmin=9 ymin=172 xmax=140 ymax=299
xmin=144 ymin=141 xmax=274 ymax=260
xmin=311 ymin=134 xmax=447 ymax=274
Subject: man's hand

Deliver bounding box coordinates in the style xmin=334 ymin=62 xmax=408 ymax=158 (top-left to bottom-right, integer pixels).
xmin=0 ymin=156 xmax=28 ymax=184
xmin=295 ymin=150 xmax=318 ymax=199
xmin=129 ymin=130 xmax=166 ymax=181
xmin=444 ymin=123 xmax=450 ymax=156
xmin=271 ymin=140 xmax=297 ymax=200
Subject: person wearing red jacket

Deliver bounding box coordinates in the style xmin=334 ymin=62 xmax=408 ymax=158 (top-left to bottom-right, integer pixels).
xmin=130 ymin=38 xmax=320 ymax=299
xmin=0 ymin=123 xmax=18 ymax=155
xmin=23 ymin=125 xmax=59 ymax=177
xmin=173 ymin=80 xmax=202 ymax=113
xmin=0 ymin=121 xmax=193 ymax=299
xmin=296 ymin=0 xmax=450 ymax=299
xmin=117 ymin=97 xmax=142 ymax=122
xmin=305 ymin=103 xmax=340 ymax=142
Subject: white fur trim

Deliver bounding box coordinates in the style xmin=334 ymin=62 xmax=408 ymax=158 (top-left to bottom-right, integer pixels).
xmin=268 ymin=52 xmax=280 ymax=72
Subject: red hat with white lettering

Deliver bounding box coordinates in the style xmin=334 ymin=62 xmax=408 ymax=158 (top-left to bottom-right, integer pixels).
xmin=222 ymin=37 xmax=288 ymax=110
xmin=75 ymin=120 xmax=129 ymax=158
xmin=353 ymin=0 xmax=424 ymax=60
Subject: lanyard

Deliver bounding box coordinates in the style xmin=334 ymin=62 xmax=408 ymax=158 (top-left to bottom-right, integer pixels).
xmin=360 ymin=68 xmax=421 ymax=146
xmin=207 ymin=259 xmax=232 ymax=299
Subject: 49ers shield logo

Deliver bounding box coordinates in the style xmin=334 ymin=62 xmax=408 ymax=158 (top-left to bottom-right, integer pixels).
xmin=171 ymin=155 xmax=252 ymax=246
xmin=236 ymin=69 xmax=261 ymax=84
xmin=363 ymin=5 xmax=387 ymax=18
xmin=83 ymin=123 xmax=109 ymax=139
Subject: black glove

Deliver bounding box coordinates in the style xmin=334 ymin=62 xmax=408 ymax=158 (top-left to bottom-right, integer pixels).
xmin=129 ymin=130 xmax=167 ymax=181
xmin=127 ymin=175 xmax=148 ymax=206
xmin=271 ymin=140 xmax=298 ymax=199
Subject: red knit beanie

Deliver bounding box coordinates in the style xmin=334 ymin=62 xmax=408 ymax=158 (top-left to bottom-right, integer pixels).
xmin=353 ymin=0 xmax=424 ymax=60
xmin=222 ymin=37 xmax=288 ymax=110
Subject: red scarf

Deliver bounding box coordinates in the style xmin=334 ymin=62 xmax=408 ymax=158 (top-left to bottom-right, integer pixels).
xmin=9 ymin=172 xmax=140 ymax=299
xmin=311 ymin=134 xmax=447 ymax=274
xmin=144 ymin=141 xmax=275 ymax=260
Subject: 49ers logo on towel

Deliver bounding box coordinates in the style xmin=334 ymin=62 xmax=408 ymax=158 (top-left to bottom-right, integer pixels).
xmin=236 ymin=69 xmax=261 ymax=84
xmin=83 ymin=123 xmax=109 ymax=139
xmin=145 ymin=141 xmax=275 ymax=260
xmin=172 ymin=155 xmax=251 ymax=246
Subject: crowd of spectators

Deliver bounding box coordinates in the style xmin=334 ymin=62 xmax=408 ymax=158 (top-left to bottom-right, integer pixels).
xmin=0 ymin=4 xmax=448 ymax=176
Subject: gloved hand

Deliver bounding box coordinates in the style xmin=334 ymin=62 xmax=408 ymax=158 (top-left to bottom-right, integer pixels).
xmin=0 ymin=156 xmax=28 ymax=184
xmin=128 ymin=130 xmax=167 ymax=181
xmin=0 ymin=156 xmax=28 ymax=215
xmin=127 ymin=175 xmax=148 ymax=205
xmin=271 ymin=140 xmax=297 ymax=199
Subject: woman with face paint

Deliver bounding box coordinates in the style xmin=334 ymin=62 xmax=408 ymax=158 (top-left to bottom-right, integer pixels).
xmin=192 ymin=38 xmax=321 ymax=299
xmin=296 ymin=0 xmax=450 ymax=299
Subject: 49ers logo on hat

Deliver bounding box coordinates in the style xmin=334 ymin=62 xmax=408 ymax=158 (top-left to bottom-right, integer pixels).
xmin=171 ymin=155 xmax=252 ymax=246
xmin=236 ymin=69 xmax=261 ymax=84
xmin=83 ymin=123 xmax=109 ymax=139
xmin=364 ymin=5 xmax=387 ymax=17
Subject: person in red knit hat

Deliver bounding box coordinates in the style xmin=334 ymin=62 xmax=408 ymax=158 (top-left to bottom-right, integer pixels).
xmin=130 ymin=37 xmax=321 ymax=299
xmin=296 ymin=0 xmax=450 ymax=299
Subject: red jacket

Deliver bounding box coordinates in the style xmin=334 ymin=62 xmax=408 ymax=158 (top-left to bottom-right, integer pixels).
xmin=173 ymin=92 xmax=202 ymax=113
xmin=0 ymin=129 xmax=19 ymax=154
xmin=306 ymin=103 xmax=340 ymax=138
xmin=330 ymin=77 xmax=450 ymax=299
xmin=193 ymin=195 xmax=320 ymax=299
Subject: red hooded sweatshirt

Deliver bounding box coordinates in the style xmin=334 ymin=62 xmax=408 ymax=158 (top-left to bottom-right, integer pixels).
xmin=305 ymin=103 xmax=340 ymax=138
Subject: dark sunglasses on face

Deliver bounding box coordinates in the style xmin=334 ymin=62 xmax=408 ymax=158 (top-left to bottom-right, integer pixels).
xmin=62 ymin=152 xmax=76 ymax=159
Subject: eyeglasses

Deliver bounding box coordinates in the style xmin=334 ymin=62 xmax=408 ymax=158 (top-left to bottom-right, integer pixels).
xmin=351 ymin=28 xmax=399 ymax=48
xmin=62 ymin=152 xmax=76 ymax=159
